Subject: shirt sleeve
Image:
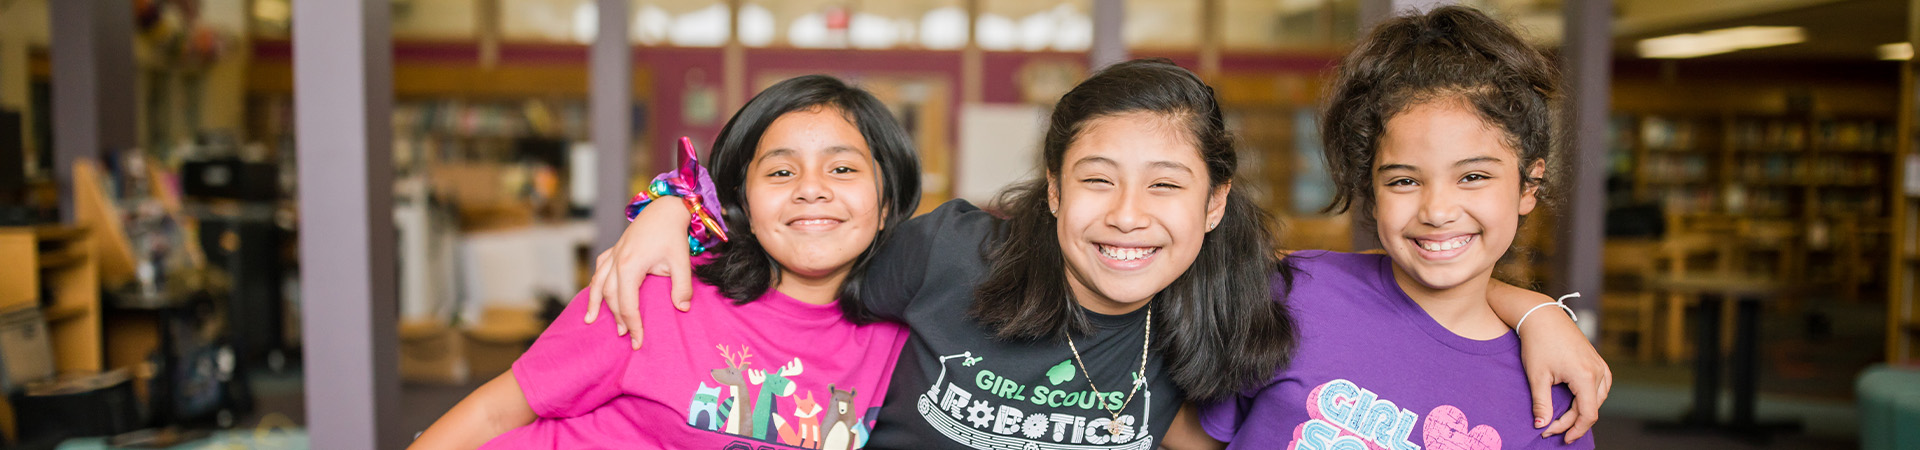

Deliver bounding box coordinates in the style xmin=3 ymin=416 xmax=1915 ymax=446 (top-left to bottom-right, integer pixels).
xmin=510 ymin=288 xmax=637 ymax=418
xmin=1197 ymin=392 xmax=1254 ymax=443
xmin=857 ymin=199 xmax=981 ymax=320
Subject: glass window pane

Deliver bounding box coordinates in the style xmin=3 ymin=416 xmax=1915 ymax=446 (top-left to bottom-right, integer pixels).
xmin=1221 ymin=0 xmax=1337 ymax=50
xmin=747 ymin=0 xmax=963 ymax=49
xmin=1125 ymin=0 xmax=1199 ymax=51
xmin=251 ymin=0 xmax=291 ymax=38
xmin=394 ymin=0 xmax=479 ymax=40
xmin=980 ymin=0 xmax=1091 ymax=52
xmin=631 ymin=0 xmax=729 ymax=47
xmin=502 ymin=0 xmax=596 ymax=43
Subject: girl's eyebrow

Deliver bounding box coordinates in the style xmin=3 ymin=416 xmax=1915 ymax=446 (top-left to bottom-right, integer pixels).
xmin=758 ymin=148 xmax=796 ymax=164
xmin=1148 ymin=160 xmax=1194 ymax=175
xmin=1071 ymin=155 xmax=1119 ymax=170
xmin=1453 ymin=156 xmax=1504 ymax=167
xmin=1377 ymin=156 xmax=1505 ymax=174
xmin=756 ymin=145 xmax=864 ymax=164
xmin=1071 ymin=156 xmax=1194 ymax=176
xmin=1376 ymin=163 xmax=1416 ymax=173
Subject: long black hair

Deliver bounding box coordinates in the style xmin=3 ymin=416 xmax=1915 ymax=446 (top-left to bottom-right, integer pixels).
xmin=694 ymin=74 xmax=921 ymax=324
xmin=970 ymin=59 xmax=1297 ymax=403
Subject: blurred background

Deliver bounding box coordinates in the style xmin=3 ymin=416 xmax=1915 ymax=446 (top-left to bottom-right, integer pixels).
xmin=0 ymin=0 xmax=1916 ymax=448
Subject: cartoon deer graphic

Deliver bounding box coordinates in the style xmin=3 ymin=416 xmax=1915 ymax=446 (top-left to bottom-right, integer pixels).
xmin=748 ymin=358 xmax=805 ymax=440
xmin=710 ymin=344 xmax=754 ymax=435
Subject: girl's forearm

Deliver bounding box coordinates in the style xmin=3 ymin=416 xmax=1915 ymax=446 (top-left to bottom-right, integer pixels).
xmin=1486 ymin=279 xmax=1569 ymax=331
xmin=410 ymin=372 xmax=537 ymax=450
xmin=1161 ymin=402 xmax=1227 ymax=450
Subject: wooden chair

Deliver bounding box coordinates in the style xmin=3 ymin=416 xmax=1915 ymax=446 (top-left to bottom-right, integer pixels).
xmin=1601 ymin=238 xmax=1662 ymax=362
xmin=1654 ymin=232 xmax=1739 ymax=364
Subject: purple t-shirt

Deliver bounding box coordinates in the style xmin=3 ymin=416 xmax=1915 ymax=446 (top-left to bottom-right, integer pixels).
xmin=1200 ymin=250 xmax=1594 ymax=450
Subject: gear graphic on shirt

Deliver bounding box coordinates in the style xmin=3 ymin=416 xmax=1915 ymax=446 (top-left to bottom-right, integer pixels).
xmin=1021 ymin=413 xmax=1049 ymax=438
xmin=966 ymin=400 xmax=995 ymax=428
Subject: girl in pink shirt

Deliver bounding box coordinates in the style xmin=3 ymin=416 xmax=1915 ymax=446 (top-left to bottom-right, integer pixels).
xmin=413 ymin=74 xmax=921 ymax=449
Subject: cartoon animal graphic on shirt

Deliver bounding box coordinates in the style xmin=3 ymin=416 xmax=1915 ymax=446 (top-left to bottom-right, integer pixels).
xmin=853 ymin=406 xmax=881 ymax=449
xmin=777 ymin=391 xmax=825 ymax=448
xmin=819 ymin=385 xmax=860 ymax=450
xmin=685 ymin=382 xmax=724 ymax=431
xmin=749 ymin=358 xmax=805 ymax=440
xmin=710 ymin=344 xmax=755 ymax=435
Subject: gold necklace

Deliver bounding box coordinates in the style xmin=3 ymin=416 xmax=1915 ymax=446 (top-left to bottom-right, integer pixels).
xmin=1065 ymin=308 xmax=1150 ymax=435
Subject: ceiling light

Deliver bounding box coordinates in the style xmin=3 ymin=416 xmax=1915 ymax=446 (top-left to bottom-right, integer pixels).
xmin=1637 ymin=26 xmax=1806 ymax=59
xmin=1880 ymin=42 xmax=1912 ymax=61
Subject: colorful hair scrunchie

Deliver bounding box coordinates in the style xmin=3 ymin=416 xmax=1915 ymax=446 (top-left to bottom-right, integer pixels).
xmin=626 ymin=137 xmax=731 ymax=255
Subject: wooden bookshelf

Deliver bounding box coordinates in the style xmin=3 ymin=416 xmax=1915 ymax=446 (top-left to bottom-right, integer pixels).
xmin=1614 ymin=112 xmax=1896 ymax=303
xmin=1891 ymin=57 xmax=1920 ymax=365
xmin=0 ymin=226 xmax=103 ymax=373
xmin=0 ymin=225 xmax=102 ymax=441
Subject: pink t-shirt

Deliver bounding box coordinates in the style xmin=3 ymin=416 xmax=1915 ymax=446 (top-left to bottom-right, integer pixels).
xmin=481 ymin=274 xmax=909 ymax=449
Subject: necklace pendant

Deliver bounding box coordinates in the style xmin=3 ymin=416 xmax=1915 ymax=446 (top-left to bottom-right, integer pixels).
xmin=1107 ymin=421 xmax=1122 ymax=434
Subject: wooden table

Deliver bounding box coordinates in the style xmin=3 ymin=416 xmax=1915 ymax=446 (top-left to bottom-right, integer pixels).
xmin=1644 ymin=275 xmax=1804 ymax=444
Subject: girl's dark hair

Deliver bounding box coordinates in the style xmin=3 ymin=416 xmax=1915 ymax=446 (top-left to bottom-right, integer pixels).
xmin=1320 ymin=5 xmax=1563 ymax=224
xmin=694 ymin=75 xmax=921 ymax=324
xmin=970 ymin=59 xmax=1297 ymax=402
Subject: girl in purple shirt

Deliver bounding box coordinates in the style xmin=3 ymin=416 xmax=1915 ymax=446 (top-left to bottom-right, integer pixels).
xmin=1201 ymin=6 xmax=1598 ymax=449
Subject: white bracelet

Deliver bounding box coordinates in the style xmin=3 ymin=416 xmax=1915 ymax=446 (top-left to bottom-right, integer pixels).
xmin=1515 ymin=292 xmax=1580 ymax=332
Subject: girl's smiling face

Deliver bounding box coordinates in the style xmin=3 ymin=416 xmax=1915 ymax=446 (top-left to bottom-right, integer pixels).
xmin=744 ymin=107 xmax=885 ymax=285
xmin=1050 ymin=112 xmax=1228 ymax=314
xmin=1372 ymin=99 xmax=1543 ymax=294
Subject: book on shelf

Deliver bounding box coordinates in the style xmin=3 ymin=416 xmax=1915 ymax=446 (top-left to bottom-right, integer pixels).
xmin=1905 ymin=154 xmax=1920 ymax=196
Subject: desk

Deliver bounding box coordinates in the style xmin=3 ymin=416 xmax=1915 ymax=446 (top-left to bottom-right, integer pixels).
xmin=1645 ymin=275 xmax=1804 ymax=443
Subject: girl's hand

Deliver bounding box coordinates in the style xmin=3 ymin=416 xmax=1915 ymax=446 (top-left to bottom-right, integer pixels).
xmin=1517 ymin=310 xmax=1610 ymax=443
xmin=1488 ymin=281 xmax=1610 ymax=443
xmin=584 ymin=197 xmax=696 ymax=349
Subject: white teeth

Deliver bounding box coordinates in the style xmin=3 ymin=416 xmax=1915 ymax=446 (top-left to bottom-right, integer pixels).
xmin=1099 ymin=245 xmax=1157 ymax=262
xmin=1418 ymin=235 xmax=1472 ymax=252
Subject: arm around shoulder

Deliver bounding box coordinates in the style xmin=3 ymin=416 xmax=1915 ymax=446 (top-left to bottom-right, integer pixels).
xmin=1484 ymin=279 xmax=1609 ymax=443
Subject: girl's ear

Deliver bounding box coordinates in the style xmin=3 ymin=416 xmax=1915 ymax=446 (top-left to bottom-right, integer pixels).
xmin=1206 ymin=182 xmax=1231 ymax=232
xmin=1047 ymin=175 xmax=1060 ymax=215
xmin=1519 ymin=159 xmax=1546 ymax=215
xmin=875 ymin=174 xmax=889 ymax=230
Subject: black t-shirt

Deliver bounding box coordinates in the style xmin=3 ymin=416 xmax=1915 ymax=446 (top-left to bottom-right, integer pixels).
xmin=861 ymin=200 xmax=1182 ymax=450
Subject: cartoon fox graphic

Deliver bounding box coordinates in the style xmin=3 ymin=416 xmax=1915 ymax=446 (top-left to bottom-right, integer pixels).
xmin=776 ymin=391 xmax=825 ymax=448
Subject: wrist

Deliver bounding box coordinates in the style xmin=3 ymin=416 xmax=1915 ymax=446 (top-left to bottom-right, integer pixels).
xmin=1515 ymin=307 xmax=1573 ymax=335
xmin=1514 ymin=293 xmax=1580 ymax=336
xmin=624 ymin=136 xmax=730 ymax=255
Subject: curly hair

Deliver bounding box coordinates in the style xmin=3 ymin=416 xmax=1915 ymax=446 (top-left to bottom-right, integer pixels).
xmin=1320 ymin=5 xmax=1564 ymax=225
